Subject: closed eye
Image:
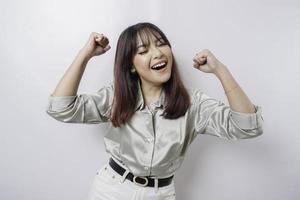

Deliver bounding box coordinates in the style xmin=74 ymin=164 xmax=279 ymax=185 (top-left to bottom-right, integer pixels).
xmin=157 ymin=40 xmax=166 ymax=46
xmin=138 ymin=50 xmax=148 ymax=55
xmin=137 ymin=40 xmax=166 ymax=55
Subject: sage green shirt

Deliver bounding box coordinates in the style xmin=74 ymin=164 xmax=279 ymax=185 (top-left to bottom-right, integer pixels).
xmin=46 ymin=80 xmax=264 ymax=178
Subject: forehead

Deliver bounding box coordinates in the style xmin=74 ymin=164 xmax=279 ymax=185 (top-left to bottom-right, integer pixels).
xmin=136 ymin=29 xmax=162 ymax=45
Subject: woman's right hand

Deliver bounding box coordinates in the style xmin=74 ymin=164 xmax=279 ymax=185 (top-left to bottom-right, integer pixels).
xmin=81 ymin=32 xmax=111 ymax=60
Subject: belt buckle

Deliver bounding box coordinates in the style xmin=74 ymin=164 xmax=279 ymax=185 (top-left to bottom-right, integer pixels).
xmin=133 ymin=176 xmax=148 ymax=187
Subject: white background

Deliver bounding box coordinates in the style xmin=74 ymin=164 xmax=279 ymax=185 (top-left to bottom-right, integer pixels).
xmin=1 ymin=0 xmax=299 ymax=199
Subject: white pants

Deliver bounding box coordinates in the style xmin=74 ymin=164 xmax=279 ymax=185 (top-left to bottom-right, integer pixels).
xmin=86 ymin=160 xmax=176 ymax=200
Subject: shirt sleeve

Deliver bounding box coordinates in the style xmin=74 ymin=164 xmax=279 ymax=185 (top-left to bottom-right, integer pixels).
xmin=190 ymin=89 xmax=264 ymax=140
xmin=45 ymin=82 xmax=114 ymax=124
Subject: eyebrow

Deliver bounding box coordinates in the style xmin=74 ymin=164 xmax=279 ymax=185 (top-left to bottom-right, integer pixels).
xmin=136 ymin=37 xmax=164 ymax=49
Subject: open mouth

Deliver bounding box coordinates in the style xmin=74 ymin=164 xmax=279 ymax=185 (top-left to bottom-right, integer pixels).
xmin=151 ymin=61 xmax=167 ymax=71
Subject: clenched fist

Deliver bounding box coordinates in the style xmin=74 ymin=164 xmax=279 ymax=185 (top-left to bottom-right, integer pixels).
xmin=192 ymin=49 xmax=226 ymax=74
xmin=81 ymin=32 xmax=111 ymax=59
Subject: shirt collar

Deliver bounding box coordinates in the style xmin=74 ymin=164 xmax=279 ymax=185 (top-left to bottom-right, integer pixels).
xmin=135 ymin=79 xmax=166 ymax=111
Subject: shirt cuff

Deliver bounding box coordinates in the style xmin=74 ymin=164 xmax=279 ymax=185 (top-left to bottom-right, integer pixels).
xmin=48 ymin=94 xmax=77 ymax=111
xmin=230 ymin=105 xmax=263 ymax=130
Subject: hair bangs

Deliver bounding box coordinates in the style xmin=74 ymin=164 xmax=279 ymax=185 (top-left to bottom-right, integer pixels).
xmin=133 ymin=27 xmax=170 ymax=56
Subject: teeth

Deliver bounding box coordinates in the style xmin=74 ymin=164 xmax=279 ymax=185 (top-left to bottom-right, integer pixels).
xmin=152 ymin=62 xmax=166 ymax=69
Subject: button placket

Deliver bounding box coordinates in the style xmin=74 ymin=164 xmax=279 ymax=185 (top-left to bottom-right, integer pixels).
xmin=142 ymin=137 xmax=152 ymax=170
xmin=144 ymin=137 xmax=154 ymax=143
xmin=143 ymin=104 xmax=157 ymax=175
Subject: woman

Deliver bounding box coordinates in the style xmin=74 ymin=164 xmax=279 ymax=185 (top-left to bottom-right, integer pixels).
xmin=46 ymin=22 xmax=264 ymax=200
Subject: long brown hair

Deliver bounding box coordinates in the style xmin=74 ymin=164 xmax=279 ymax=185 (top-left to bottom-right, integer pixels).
xmin=111 ymin=22 xmax=190 ymax=127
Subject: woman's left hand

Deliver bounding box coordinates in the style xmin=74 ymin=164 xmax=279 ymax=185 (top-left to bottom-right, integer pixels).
xmin=193 ymin=49 xmax=226 ymax=75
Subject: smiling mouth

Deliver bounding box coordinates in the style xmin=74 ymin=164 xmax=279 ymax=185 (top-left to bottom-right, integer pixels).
xmin=151 ymin=62 xmax=167 ymax=71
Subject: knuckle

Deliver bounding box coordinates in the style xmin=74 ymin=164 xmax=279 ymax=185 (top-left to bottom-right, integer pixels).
xmin=92 ymin=32 xmax=103 ymax=38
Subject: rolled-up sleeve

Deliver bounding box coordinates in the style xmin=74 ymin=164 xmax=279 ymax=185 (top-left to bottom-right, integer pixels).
xmin=46 ymin=83 xmax=114 ymax=124
xmin=191 ymin=89 xmax=264 ymax=140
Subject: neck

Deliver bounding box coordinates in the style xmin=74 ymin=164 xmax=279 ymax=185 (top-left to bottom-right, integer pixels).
xmin=140 ymin=81 xmax=163 ymax=106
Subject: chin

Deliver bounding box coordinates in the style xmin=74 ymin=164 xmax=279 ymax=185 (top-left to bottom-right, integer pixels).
xmin=160 ymin=73 xmax=172 ymax=84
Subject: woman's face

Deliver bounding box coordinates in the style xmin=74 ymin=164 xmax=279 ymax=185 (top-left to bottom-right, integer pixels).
xmin=132 ymin=32 xmax=173 ymax=87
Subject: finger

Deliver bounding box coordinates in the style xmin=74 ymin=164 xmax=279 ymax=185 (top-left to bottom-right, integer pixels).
xmin=97 ymin=37 xmax=109 ymax=48
xmin=103 ymin=45 xmax=111 ymax=51
xmin=193 ymin=58 xmax=200 ymax=65
xmin=193 ymin=62 xmax=199 ymax=68
xmin=95 ymin=35 xmax=104 ymax=43
xmin=94 ymin=33 xmax=103 ymax=40
xmin=95 ymin=39 xmax=106 ymax=47
xmin=196 ymin=51 xmax=209 ymax=59
xmin=193 ymin=63 xmax=200 ymax=69
xmin=196 ymin=56 xmax=207 ymax=65
xmin=199 ymin=49 xmax=210 ymax=56
xmin=101 ymin=37 xmax=109 ymax=46
xmin=201 ymin=57 xmax=207 ymax=62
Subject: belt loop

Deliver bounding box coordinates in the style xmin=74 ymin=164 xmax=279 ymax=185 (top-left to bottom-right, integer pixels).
xmin=154 ymin=178 xmax=159 ymax=193
xmin=120 ymin=168 xmax=130 ymax=183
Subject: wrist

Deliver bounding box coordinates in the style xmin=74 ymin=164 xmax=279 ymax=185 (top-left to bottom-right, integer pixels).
xmin=214 ymin=64 xmax=228 ymax=78
xmin=78 ymin=49 xmax=92 ymax=62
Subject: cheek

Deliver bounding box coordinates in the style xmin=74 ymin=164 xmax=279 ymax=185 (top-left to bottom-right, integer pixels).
xmin=134 ymin=57 xmax=151 ymax=69
xmin=164 ymin=48 xmax=173 ymax=61
xmin=168 ymin=54 xmax=173 ymax=67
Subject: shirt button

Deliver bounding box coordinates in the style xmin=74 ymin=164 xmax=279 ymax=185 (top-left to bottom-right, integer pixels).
xmin=145 ymin=137 xmax=153 ymax=143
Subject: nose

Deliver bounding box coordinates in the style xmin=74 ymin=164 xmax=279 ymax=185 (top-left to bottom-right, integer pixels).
xmin=152 ymin=46 xmax=163 ymax=59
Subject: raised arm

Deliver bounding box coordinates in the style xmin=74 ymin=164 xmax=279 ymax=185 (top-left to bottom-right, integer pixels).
xmin=46 ymin=32 xmax=113 ymax=124
xmin=191 ymin=49 xmax=263 ymax=140
xmin=193 ymin=49 xmax=257 ymax=113
xmin=51 ymin=32 xmax=111 ymax=97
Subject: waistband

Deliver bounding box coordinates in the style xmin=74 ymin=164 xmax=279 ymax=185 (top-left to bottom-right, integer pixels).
xmin=109 ymin=157 xmax=174 ymax=188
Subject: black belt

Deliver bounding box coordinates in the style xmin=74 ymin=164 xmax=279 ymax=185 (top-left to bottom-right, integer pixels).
xmin=108 ymin=158 xmax=174 ymax=187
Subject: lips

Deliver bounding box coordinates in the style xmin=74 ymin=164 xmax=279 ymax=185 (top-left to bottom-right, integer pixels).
xmin=151 ymin=60 xmax=168 ymax=70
